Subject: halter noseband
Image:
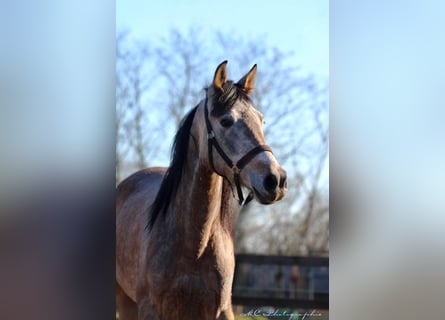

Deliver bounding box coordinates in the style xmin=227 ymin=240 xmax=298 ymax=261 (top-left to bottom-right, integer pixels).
xmin=203 ymin=96 xmax=273 ymax=205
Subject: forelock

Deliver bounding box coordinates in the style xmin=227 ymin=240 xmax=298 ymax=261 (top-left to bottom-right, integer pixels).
xmin=211 ymin=81 xmax=249 ymax=116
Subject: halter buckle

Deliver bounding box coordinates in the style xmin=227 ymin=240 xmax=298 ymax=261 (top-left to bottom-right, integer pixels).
xmin=207 ymin=131 xmax=215 ymax=140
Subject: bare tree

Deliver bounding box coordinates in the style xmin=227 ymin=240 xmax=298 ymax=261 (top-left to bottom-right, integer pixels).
xmin=153 ymin=28 xmax=210 ymax=128
xmin=215 ymin=34 xmax=329 ymax=256
xmin=116 ymin=31 xmax=153 ymax=182
xmin=116 ymin=27 xmax=329 ymax=256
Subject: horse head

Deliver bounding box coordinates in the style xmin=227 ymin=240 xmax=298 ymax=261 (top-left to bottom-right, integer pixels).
xmin=202 ymin=61 xmax=287 ymax=204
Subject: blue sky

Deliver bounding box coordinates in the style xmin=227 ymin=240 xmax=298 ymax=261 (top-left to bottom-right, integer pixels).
xmin=117 ymin=0 xmax=328 ymax=79
xmin=116 ymin=0 xmax=329 ymax=187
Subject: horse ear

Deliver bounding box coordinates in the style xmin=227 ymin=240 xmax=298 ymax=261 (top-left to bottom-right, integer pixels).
xmin=213 ymin=60 xmax=228 ymax=92
xmin=237 ymin=64 xmax=257 ymax=95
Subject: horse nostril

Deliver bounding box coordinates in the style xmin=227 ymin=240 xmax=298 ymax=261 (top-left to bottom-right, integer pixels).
xmin=279 ymin=174 xmax=287 ymax=189
xmin=263 ymin=174 xmax=278 ymax=193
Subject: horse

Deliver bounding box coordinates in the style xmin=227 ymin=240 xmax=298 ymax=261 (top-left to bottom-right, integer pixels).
xmin=116 ymin=61 xmax=288 ymax=320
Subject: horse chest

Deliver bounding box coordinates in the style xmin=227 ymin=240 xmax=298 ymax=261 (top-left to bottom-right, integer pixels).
xmin=168 ymin=255 xmax=233 ymax=297
xmin=154 ymin=270 xmax=225 ymax=319
xmin=143 ymin=220 xmax=235 ymax=317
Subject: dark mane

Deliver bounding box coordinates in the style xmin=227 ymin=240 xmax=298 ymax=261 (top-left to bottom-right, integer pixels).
xmin=147 ymin=106 xmax=198 ymax=230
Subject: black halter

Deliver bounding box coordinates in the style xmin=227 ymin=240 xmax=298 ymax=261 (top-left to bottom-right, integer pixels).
xmin=203 ymin=96 xmax=273 ymax=205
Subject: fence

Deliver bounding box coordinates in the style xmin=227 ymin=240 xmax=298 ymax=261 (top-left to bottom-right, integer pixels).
xmin=233 ymin=254 xmax=329 ymax=310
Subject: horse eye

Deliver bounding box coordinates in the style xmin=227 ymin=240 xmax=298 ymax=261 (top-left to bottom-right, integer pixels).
xmin=220 ymin=117 xmax=234 ymax=128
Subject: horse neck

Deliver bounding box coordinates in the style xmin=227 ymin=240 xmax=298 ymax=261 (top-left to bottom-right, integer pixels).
xmin=171 ymin=113 xmax=238 ymax=259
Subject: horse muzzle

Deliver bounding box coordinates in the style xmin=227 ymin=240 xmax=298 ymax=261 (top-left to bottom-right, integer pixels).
xmin=251 ymin=167 xmax=287 ymax=204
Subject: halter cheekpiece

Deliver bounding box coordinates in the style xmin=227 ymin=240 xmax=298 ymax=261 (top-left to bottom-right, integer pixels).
xmin=203 ymin=96 xmax=272 ymax=205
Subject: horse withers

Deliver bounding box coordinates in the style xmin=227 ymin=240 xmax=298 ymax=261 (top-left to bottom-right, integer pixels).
xmin=116 ymin=61 xmax=287 ymax=320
